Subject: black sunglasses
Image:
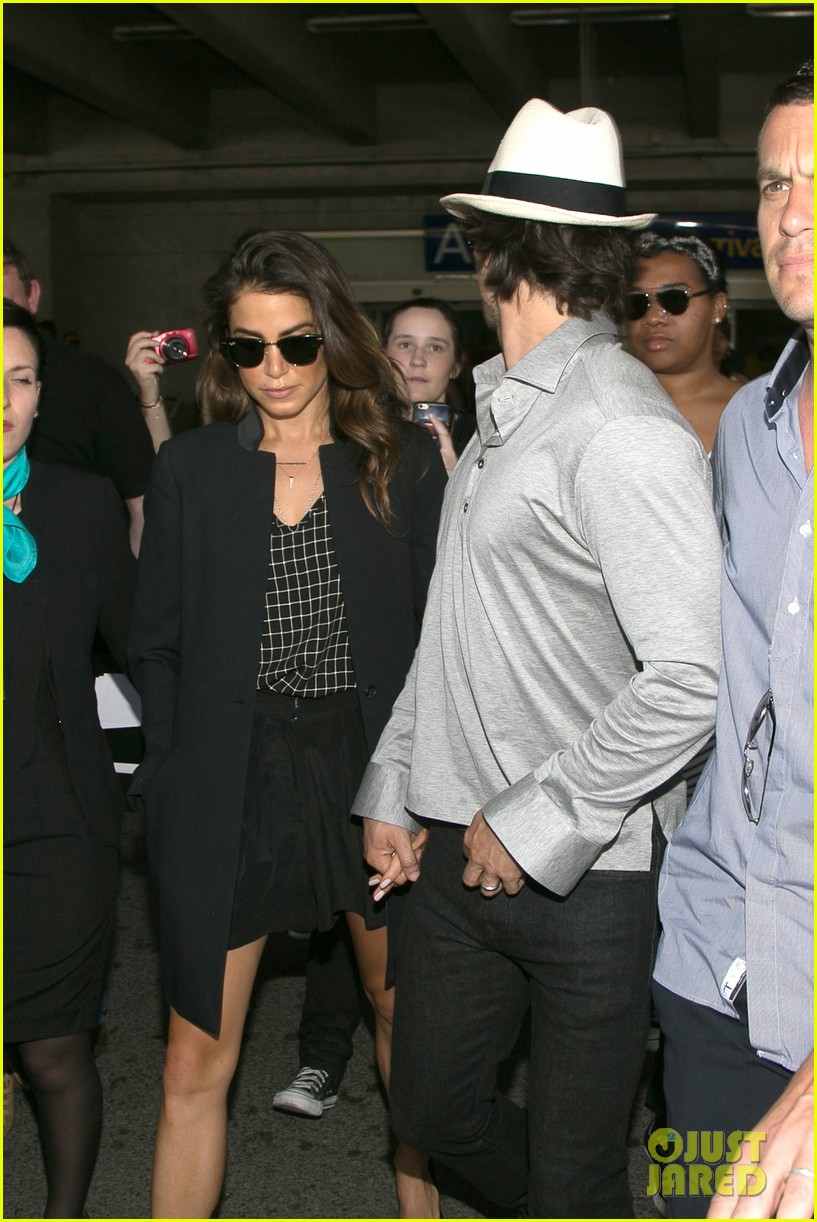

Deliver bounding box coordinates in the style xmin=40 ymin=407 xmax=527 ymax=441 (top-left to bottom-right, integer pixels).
xmin=741 ymin=689 xmax=776 ymax=825
xmin=220 ymin=334 xmax=324 ymax=368
xmin=626 ymin=288 xmax=710 ymax=322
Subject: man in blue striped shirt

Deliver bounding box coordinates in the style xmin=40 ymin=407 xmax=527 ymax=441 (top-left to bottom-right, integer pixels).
xmin=654 ymin=59 xmax=813 ymax=1220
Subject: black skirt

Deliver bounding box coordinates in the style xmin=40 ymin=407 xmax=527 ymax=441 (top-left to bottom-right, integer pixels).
xmin=4 ymin=574 xmax=117 ymax=1043
xmin=228 ymin=689 xmax=383 ymax=949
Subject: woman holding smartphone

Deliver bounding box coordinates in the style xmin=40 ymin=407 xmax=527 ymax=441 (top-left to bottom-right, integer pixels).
xmin=383 ymin=296 xmax=476 ymax=473
xmin=129 ymin=231 xmax=445 ymax=1218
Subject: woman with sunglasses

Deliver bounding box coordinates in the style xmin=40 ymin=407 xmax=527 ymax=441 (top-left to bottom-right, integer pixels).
xmin=128 ymin=230 xmax=446 ymax=1219
xmin=626 ymin=234 xmax=737 ymax=454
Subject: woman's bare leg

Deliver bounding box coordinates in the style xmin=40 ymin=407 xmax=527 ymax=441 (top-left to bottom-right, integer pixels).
xmin=151 ymin=937 xmax=267 ymax=1219
xmin=346 ymin=913 xmax=439 ymax=1219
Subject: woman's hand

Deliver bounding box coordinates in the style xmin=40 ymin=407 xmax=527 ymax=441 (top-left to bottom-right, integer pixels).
xmin=124 ymin=332 xmax=173 ymax=453
xmin=363 ymin=819 xmax=428 ymax=901
xmin=428 ymin=413 xmax=458 ymax=476
xmin=125 ymin=331 xmax=164 ymax=406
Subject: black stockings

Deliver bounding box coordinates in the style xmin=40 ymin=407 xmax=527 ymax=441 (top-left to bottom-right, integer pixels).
xmin=13 ymin=1032 xmax=101 ymax=1218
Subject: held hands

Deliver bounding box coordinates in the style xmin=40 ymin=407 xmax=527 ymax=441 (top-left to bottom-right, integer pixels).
xmin=462 ymin=810 xmax=526 ymax=898
xmin=125 ymin=331 xmax=164 ymax=406
xmin=364 ymin=818 xmax=430 ymax=902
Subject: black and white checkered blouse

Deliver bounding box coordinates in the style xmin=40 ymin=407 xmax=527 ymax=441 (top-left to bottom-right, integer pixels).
xmin=257 ymin=493 xmax=356 ymax=696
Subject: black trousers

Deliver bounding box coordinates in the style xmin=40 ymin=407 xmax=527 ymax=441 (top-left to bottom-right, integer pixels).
xmin=298 ymin=920 xmax=363 ymax=1085
xmin=654 ymin=981 xmax=793 ymax=1218
xmin=390 ymin=822 xmax=659 ymax=1219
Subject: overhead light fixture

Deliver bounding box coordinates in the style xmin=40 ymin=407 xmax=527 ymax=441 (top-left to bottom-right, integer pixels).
xmin=307 ymin=13 xmax=428 ymax=34
xmin=511 ymin=5 xmax=673 ymax=25
xmin=113 ymin=22 xmax=196 ymax=42
xmin=745 ymin=3 xmax=813 ymax=14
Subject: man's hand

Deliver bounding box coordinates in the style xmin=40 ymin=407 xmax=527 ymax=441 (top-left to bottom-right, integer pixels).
xmin=462 ymin=810 xmax=526 ymax=897
xmin=363 ymin=818 xmax=428 ymax=902
xmin=707 ymin=1051 xmax=814 ymax=1218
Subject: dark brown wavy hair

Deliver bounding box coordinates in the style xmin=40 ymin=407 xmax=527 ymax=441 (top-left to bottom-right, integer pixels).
xmin=463 ymin=212 xmax=638 ymax=325
xmin=199 ymin=230 xmax=406 ymax=524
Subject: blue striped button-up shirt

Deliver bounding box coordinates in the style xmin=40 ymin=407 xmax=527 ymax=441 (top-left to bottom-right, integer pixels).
xmin=655 ymin=331 xmax=814 ymax=1072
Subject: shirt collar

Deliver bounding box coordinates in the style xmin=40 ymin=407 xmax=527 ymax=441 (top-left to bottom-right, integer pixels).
xmin=473 ymin=313 xmax=618 ymax=444
xmin=237 ymin=406 xmax=264 ymax=451
xmin=764 ymin=328 xmax=810 ymax=424
xmin=236 ymin=405 xmax=348 ymax=465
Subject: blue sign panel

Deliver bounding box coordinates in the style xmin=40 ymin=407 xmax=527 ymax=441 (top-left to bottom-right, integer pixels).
xmin=424 ymin=216 xmax=475 ymax=273
xmin=425 ymin=212 xmax=762 ymax=272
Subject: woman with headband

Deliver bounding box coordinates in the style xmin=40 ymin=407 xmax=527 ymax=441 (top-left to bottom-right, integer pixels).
xmin=627 ymin=233 xmax=738 ymax=454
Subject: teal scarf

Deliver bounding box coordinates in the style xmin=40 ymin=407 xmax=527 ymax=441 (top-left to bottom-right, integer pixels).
xmin=3 ymin=448 xmax=37 ymax=582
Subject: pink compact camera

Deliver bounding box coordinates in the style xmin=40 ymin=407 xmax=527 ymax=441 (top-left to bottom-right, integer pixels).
xmin=152 ymin=329 xmax=199 ymax=364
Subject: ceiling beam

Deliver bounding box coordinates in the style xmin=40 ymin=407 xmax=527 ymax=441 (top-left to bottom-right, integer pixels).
xmin=155 ymin=4 xmax=376 ymax=145
xmin=4 ymin=66 xmax=50 ymax=155
xmin=676 ymin=7 xmax=720 ymax=138
xmin=3 ymin=3 xmax=208 ymax=150
xmin=415 ymin=4 xmax=544 ymax=122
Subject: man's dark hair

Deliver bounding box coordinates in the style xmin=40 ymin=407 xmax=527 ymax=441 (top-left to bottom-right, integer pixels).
xmin=3 ymin=239 xmax=34 ymax=295
xmin=464 ymin=212 xmax=637 ymax=325
xmin=762 ymin=58 xmax=813 ymax=123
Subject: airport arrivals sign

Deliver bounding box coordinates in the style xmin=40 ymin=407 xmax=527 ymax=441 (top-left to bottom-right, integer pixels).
xmin=424 ymin=212 xmax=762 ymax=272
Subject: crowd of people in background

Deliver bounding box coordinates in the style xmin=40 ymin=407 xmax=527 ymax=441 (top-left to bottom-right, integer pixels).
xmin=3 ymin=56 xmax=813 ymax=1222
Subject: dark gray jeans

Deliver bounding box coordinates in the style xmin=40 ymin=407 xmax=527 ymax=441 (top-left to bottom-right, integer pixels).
xmin=390 ymin=821 xmax=659 ymax=1219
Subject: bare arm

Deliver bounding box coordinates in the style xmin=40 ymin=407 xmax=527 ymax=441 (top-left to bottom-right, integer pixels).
xmin=124 ymin=331 xmax=172 ymax=453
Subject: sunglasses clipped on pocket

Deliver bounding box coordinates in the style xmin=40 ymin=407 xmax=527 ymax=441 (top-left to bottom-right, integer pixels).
xmin=625 ymin=288 xmax=710 ymax=322
xmin=220 ymin=334 xmax=324 ymax=368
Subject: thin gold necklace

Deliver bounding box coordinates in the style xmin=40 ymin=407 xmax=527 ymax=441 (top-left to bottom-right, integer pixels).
xmin=275 ymin=430 xmax=329 ymax=490
xmin=274 ymin=468 xmax=322 ymax=529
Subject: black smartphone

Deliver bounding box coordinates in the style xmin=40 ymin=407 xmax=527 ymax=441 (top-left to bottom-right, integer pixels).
xmin=411 ymin=402 xmax=452 ymax=437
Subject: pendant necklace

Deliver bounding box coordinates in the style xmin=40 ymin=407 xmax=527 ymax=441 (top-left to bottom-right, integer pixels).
xmin=274 ymin=467 xmax=322 ymax=528
xmin=276 ymin=430 xmax=329 ymax=490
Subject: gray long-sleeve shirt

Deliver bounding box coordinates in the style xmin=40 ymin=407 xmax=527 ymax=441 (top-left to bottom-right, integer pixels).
xmin=353 ymin=314 xmax=722 ymax=894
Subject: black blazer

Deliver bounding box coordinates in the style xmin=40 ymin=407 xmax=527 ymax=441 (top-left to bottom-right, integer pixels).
xmin=4 ymin=462 xmax=136 ymax=846
xmin=128 ymin=411 xmax=446 ymax=1035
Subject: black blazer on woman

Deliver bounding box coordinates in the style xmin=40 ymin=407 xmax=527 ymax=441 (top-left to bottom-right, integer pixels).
xmin=5 ymin=462 xmax=135 ymax=846
xmin=128 ymin=411 xmax=446 ymax=1035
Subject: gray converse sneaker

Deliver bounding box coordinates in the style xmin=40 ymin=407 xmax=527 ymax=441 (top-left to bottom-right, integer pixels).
xmin=272 ymin=1066 xmax=339 ymax=1118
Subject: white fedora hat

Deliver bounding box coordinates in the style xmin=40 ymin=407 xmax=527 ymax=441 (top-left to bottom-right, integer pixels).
xmin=442 ymin=99 xmax=655 ymax=229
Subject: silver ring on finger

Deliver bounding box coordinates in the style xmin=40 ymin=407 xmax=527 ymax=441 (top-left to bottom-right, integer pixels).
xmin=788 ymin=1169 xmax=815 ymax=1180
xmin=481 ymin=881 xmax=501 ymax=892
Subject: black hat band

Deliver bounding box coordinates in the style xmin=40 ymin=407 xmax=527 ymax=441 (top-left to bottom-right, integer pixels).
xmin=481 ymin=170 xmax=627 ymax=216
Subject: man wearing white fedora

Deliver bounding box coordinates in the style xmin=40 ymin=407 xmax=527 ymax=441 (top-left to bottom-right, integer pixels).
xmin=354 ymin=99 xmax=722 ymax=1216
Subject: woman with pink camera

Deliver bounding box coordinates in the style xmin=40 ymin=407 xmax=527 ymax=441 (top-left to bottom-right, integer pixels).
xmin=123 ymin=330 xmax=192 ymax=451
xmin=128 ymin=231 xmax=446 ymax=1219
